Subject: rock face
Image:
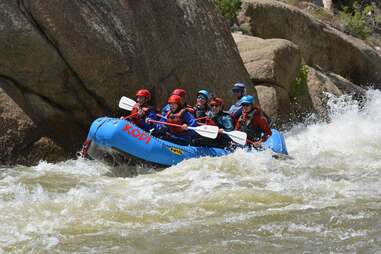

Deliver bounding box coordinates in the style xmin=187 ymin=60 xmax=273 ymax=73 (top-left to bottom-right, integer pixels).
xmin=233 ymin=33 xmax=301 ymax=91
xmin=306 ymin=66 xmax=366 ymax=118
xmin=238 ymin=0 xmax=381 ymax=87
xmin=255 ymin=85 xmax=279 ymax=121
xmin=306 ymin=67 xmax=343 ymax=118
xmin=0 ymin=0 xmax=251 ymax=164
xmin=233 ymin=33 xmax=301 ymax=122
xmin=232 ymin=33 xmax=366 ymax=124
xmin=0 ymin=88 xmax=66 ymax=165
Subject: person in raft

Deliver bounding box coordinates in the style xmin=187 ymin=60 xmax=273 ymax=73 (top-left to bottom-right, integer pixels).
xmin=228 ymin=82 xmax=246 ymax=121
xmin=155 ymin=94 xmax=198 ymax=145
xmin=161 ymin=88 xmax=194 ymax=116
xmin=235 ymin=95 xmax=272 ymax=148
xmin=193 ymin=89 xmax=209 ymax=120
xmin=123 ymin=89 xmax=157 ymax=132
xmin=192 ymin=97 xmax=235 ymax=148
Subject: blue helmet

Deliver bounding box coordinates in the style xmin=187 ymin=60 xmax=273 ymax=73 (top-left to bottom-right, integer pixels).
xmin=240 ymin=95 xmax=254 ymax=105
xmin=197 ymin=89 xmax=209 ymax=99
xmin=232 ymin=82 xmax=246 ymax=91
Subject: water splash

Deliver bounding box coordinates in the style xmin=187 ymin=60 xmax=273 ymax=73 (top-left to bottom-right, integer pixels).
xmin=0 ymin=90 xmax=381 ymax=253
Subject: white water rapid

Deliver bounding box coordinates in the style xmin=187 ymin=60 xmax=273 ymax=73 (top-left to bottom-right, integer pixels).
xmin=0 ymin=90 xmax=380 ymax=253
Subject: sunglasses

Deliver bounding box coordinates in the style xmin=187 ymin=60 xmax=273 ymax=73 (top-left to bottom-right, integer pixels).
xmin=197 ymin=96 xmax=207 ymax=100
xmin=210 ymin=104 xmax=220 ymax=108
xmin=241 ymin=104 xmax=251 ymax=107
xmin=232 ymin=90 xmax=242 ymax=93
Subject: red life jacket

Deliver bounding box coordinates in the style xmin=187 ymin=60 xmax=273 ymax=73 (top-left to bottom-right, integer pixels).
xmin=236 ymin=106 xmax=272 ymax=142
xmin=129 ymin=104 xmax=151 ymax=127
xmin=166 ymin=108 xmax=188 ymax=134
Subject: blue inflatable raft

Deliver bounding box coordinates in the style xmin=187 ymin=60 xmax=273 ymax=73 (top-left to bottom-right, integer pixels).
xmin=84 ymin=117 xmax=288 ymax=167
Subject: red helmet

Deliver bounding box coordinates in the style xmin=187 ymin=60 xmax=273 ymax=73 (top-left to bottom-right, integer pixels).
xmin=136 ymin=89 xmax=151 ymax=99
xmin=171 ymin=88 xmax=186 ymax=97
xmin=209 ymin=97 xmax=224 ymax=106
xmin=168 ymin=95 xmax=182 ymax=104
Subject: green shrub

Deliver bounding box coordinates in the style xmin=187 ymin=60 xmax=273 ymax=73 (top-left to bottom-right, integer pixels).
xmin=214 ymin=0 xmax=242 ymax=24
xmin=290 ymin=65 xmax=309 ymax=99
xmin=338 ymin=4 xmax=371 ymax=39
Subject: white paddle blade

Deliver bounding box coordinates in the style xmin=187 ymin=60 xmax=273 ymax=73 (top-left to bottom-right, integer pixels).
xmin=223 ymin=130 xmax=247 ymax=145
xmin=118 ymin=96 xmax=136 ymax=111
xmin=189 ymin=125 xmax=219 ymax=139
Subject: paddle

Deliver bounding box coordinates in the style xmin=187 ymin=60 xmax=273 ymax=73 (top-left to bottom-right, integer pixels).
xmin=196 ymin=122 xmax=247 ymax=145
xmin=121 ymin=112 xmax=138 ymax=120
xmin=222 ymin=130 xmax=247 ymax=145
xmin=118 ymin=96 xmax=136 ymax=111
xmin=156 ymin=113 xmax=167 ymax=120
xmin=147 ymin=119 xmax=219 ymax=139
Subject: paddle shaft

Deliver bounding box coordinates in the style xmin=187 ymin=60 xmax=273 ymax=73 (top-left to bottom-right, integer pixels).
xmin=148 ymin=119 xmax=184 ymax=128
xmin=125 ymin=112 xmax=138 ymax=119
xmin=152 ymin=116 xmax=248 ymax=144
xmin=156 ymin=114 xmax=167 ymax=119
xmin=148 ymin=119 xmax=216 ymax=133
xmin=158 ymin=114 xmax=206 ymax=121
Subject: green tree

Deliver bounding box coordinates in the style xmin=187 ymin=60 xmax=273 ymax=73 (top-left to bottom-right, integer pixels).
xmin=214 ymin=0 xmax=242 ymax=24
xmin=338 ymin=3 xmax=371 ymax=39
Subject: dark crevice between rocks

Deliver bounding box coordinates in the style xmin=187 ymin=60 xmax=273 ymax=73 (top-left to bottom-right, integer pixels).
xmin=0 ymin=74 xmax=85 ymax=130
xmin=0 ymin=76 xmax=29 ymax=112
xmin=1 ymin=75 xmax=86 ymax=155
xmin=17 ymin=0 xmax=113 ymax=118
xmin=252 ymin=78 xmax=284 ymax=89
xmin=0 ymin=77 xmax=59 ymax=166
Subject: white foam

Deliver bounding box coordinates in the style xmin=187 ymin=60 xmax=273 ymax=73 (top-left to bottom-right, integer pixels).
xmin=0 ymin=89 xmax=380 ymax=252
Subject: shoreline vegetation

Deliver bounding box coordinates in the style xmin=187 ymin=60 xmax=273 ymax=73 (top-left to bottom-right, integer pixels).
xmin=214 ymin=0 xmax=381 ymax=48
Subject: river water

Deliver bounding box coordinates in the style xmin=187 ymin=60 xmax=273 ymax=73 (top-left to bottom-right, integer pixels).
xmin=1 ymin=90 xmax=380 ymax=253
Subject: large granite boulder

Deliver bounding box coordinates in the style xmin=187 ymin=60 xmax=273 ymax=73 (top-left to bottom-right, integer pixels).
xmin=232 ymin=33 xmax=366 ymax=123
xmin=238 ymin=0 xmax=381 ymax=87
xmin=232 ymin=33 xmax=301 ymax=91
xmin=0 ymin=0 xmax=251 ymax=164
xmin=255 ymin=85 xmax=279 ymax=121
xmin=306 ymin=66 xmax=366 ymax=118
xmin=233 ymin=33 xmax=301 ymax=122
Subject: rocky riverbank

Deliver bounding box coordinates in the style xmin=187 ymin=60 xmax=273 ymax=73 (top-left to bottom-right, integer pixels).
xmin=1 ymin=0 xmax=379 ymax=165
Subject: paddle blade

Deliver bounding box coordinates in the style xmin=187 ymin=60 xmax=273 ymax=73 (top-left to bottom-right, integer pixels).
xmin=118 ymin=96 xmax=136 ymax=111
xmin=223 ymin=130 xmax=247 ymax=145
xmin=190 ymin=125 xmax=219 ymax=139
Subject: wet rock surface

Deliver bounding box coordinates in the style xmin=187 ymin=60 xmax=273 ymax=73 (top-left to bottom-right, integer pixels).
xmin=238 ymin=0 xmax=381 ymax=87
xmin=0 ymin=0 xmax=250 ymax=165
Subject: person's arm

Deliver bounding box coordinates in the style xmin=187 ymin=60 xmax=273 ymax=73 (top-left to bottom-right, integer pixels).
xmin=151 ymin=111 xmax=167 ymax=130
xmin=145 ymin=109 xmax=157 ymax=120
xmin=235 ymin=118 xmax=241 ymax=130
xmin=143 ymin=109 xmax=156 ymax=128
xmin=228 ymin=104 xmax=236 ymax=114
xmin=232 ymin=107 xmax=242 ymax=120
xmin=254 ymin=115 xmax=272 ymax=142
xmin=123 ymin=105 xmax=139 ymax=120
xmin=183 ymin=111 xmax=197 ymax=127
